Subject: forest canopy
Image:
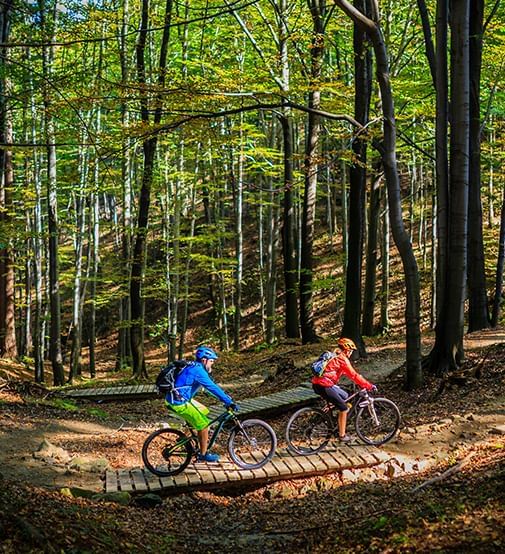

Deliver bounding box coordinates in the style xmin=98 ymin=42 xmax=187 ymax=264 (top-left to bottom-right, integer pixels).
xmin=0 ymin=0 xmax=504 ymax=388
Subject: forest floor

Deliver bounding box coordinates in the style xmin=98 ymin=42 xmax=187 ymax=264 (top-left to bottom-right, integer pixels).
xmin=1 ymin=329 xmax=505 ymax=553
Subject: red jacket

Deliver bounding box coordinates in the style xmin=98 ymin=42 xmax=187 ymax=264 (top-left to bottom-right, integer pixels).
xmin=311 ymin=353 xmax=373 ymax=390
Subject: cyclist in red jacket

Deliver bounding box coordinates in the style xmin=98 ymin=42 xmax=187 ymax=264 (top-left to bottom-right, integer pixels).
xmin=311 ymin=337 xmax=376 ymax=442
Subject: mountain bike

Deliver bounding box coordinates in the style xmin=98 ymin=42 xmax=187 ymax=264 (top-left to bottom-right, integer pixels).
xmin=142 ymin=408 xmax=277 ymax=476
xmin=286 ymin=388 xmax=401 ymax=455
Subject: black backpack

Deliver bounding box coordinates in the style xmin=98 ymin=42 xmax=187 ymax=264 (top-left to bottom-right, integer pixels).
xmin=155 ymin=360 xmax=188 ymax=395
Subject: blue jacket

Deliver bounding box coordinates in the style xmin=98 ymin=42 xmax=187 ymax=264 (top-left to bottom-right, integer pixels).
xmin=166 ymin=360 xmax=233 ymax=406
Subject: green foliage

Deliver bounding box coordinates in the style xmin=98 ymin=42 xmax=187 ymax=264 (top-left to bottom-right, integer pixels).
xmin=84 ymin=407 xmax=109 ymax=420
xmin=49 ymin=398 xmax=79 ymax=412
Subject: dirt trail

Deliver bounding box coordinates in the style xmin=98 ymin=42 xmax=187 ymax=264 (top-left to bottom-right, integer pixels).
xmin=1 ymin=327 xmax=504 ymax=493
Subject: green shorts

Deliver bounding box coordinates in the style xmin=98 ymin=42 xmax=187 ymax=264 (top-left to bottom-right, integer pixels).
xmin=166 ymin=399 xmax=210 ymax=431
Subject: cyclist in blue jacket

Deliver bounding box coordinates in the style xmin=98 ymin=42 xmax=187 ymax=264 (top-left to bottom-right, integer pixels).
xmin=166 ymin=345 xmax=237 ymax=462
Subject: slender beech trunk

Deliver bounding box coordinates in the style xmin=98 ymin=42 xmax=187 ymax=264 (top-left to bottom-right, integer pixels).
xmin=178 ymin=175 xmax=197 ymax=359
xmin=116 ymin=0 xmax=132 ymax=371
xmin=266 ymin=179 xmax=280 ymax=345
xmin=88 ymin=123 xmax=101 ymax=379
xmin=342 ymin=0 xmax=372 ymax=356
xmin=435 ymin=0 xmax=449 ymax=320
xmin=281 ymin=113 xmax=300 ymax=338
xmin=278 ymin=2 xmax=299 ymax=338
xmin=29 ymin=52 xmax=45 ymax=382
xmin=233 ymin=122 xmax=244 ymax=350
xmin=430 ymin=0 xmax=471 ymax=373
xmin=130 ymin=0 xmax=173 ymax=377
xmin=380 ymin=190 xmax=391 ymax=331
xmin=336 ymin=0 xmax=422 ymax=387
xmin=0 ymin=0 xmax=17 ymax=359
xmin=40 ymin=0 xmax=64 ymax=385
xmin=69 ymin=130 xmax=88 ymax=382
xmin=362 ymin=164 xmax=382 ymax=335
xmin=300 ymin=0 xmax=325 ymax=344
xmin=491 ymin=187 xmax=505 ymax=327
xmin=467 ymin=0 xmax=490 ymax=331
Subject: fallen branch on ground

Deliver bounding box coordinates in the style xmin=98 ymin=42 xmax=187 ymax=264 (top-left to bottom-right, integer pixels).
xmin=411 ymin=452 xmax=476 ymax=493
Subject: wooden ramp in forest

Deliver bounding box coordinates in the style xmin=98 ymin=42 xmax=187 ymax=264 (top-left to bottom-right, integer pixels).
xmin=104 ymin=444 xmax=389 ymax=495
xmin=65 ymin=384 xmax=318 ymax=419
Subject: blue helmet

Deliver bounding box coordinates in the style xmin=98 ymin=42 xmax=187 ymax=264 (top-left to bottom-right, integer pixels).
xmin=195 ymin=345 xmax=218 ymax=361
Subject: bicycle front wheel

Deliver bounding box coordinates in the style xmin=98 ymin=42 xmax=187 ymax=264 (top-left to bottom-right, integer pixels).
xmin=355 ymin=398 xmax=401 ymax=446
xmin=142 ymin=428 xmax=193 ymax=476
xmin=227 ymin=419 xmax=277 ymax=469
xmin=285 ymin=407 xmax=332 ymax=455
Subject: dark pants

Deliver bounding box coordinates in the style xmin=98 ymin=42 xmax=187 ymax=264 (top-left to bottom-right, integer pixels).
xmin=312 ymin=383 xmax=349 ymax=412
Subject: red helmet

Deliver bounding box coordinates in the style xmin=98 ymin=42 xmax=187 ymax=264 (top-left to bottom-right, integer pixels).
xmin=337 ymin=337 xmax=357 ymax=351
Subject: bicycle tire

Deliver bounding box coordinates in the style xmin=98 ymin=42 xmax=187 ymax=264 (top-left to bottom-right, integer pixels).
xmin=227 ymin=419 xmax=277 ymax=469
xmin=285 ymin=407 xmax=332 ymax=455
xmin=355 ymin=397 xmax=401 ymax=446
xmin=142 ymin=428 xmax=193 ymax=476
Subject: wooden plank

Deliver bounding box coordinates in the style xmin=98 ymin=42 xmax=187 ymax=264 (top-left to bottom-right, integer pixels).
xmin=222 ymin=469 xmax=242 ymax=484
xmin=234 ymin=466 xmax=256 ymax=480
xmin=143 ymin=470 xmax=163 ymax=491
xmin=276 ymin=453 xmax=307 ymax=477
xmin=168 ymin=472 xmax=190 ymax=488
xmin=307 ymin=453 xmax=332 ymax=472
xmin=207 ymin=466 xmax=233 ymax=484
xmin=184 ymin=468 xmax=203 ymax=487
xmin=240 ymin=455 xmax=269 ymax=479
xmin=291 ymin=454 xmax=319 ymax=475
xmin=131 ymin=468 xmax=149 ymax=492
xmin=325 ymin=449 xmax=354 ymax=470
xmin=195 ymin=466 xmax=218 ymax=484
xmin=118 ymin=470 xmax=134 ymax=492
xmin=247 ymin=452 xmax=276 ymax=478
xmin=351 ymin=447 xmax=377 ymax=467
xmin=105 ymin=470 xmax=118 ymax=493
xmin=270 ymin=455 xmax=294 ymax=475
xmin=361 ymin=445 xmax=389 ymax=464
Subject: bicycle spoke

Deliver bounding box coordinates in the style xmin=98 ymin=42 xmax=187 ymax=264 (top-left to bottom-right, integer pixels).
xmin=286 ymin=408 xmax=331 ymax=455
xmin=228 ymin=419 xmax=277 ymax=469
xmin=142 ymin=429 xmax=192 ymax=476
xmin=355 ymin=398 xmax=401 ymax=446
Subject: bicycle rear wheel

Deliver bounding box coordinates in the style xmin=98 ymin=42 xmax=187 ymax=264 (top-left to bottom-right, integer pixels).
xmin=142 ymin=428 xmax=193 ymax=476
xmin=355 ymin=398 xmax=401 ymax=446
xmin=285 ymin=407 xmax=332 ymax=455
xmin=227 ymin=419 xmax=277 ymax=469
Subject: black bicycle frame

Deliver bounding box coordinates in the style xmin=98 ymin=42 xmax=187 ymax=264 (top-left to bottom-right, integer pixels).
xmin=322 ymin=388 xmax=369 ymax=431
xmin=182 ymin=409 xmax=237 ymax=452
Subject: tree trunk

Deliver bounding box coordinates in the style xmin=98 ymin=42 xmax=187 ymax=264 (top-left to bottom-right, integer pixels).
xmin=69 ymin=131 xmax=88 ymax=382
xmin=88 ymin=129 xmax=101 ymax=379
xmin=40 ymin=0 xmax=64 ymax=385
xmin=342 ymin=0 xmax=372 ymax=356
xmin=116 ymin=0 xmax=132 ymax=372
xmin=233 ymin=121 xmax=244 ymax=350
xmin=281 ymin=112 xmax=300 ymax=338
xmin=0 ymin=0 xmax=18 ymax=359
xmin=380 ymin=190 xmax=391 ymax=332
xmin=300 ymin=0 xmax=325 ymax=344
xmin=362 ymin=164 xmax=382 ymax=335
xmin=336 ymin=0 xmax=422 ymax=388
xmin=430 ymin=0 xmax=471 ymax=373
xmin=467 ymin=0 xmax=490 ymax=331
xmin=491 ymin=188 xmax=505 ymax=327
xmin=435 ymin=0 xmax=449 ymax=320
xmin=130 ymin=0 xmax=173 ymax=376
xmin=29 ymin=54 xmax=45 ymax=382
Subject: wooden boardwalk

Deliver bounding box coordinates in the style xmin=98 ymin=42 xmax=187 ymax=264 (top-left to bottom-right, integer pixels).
xmin=105 ymin=444 xmax=389 ymax=495
xmin=65 ymin=383 xmax=159 ymax=401
xmin=65 ymin=384 xmax=318 ymax=419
